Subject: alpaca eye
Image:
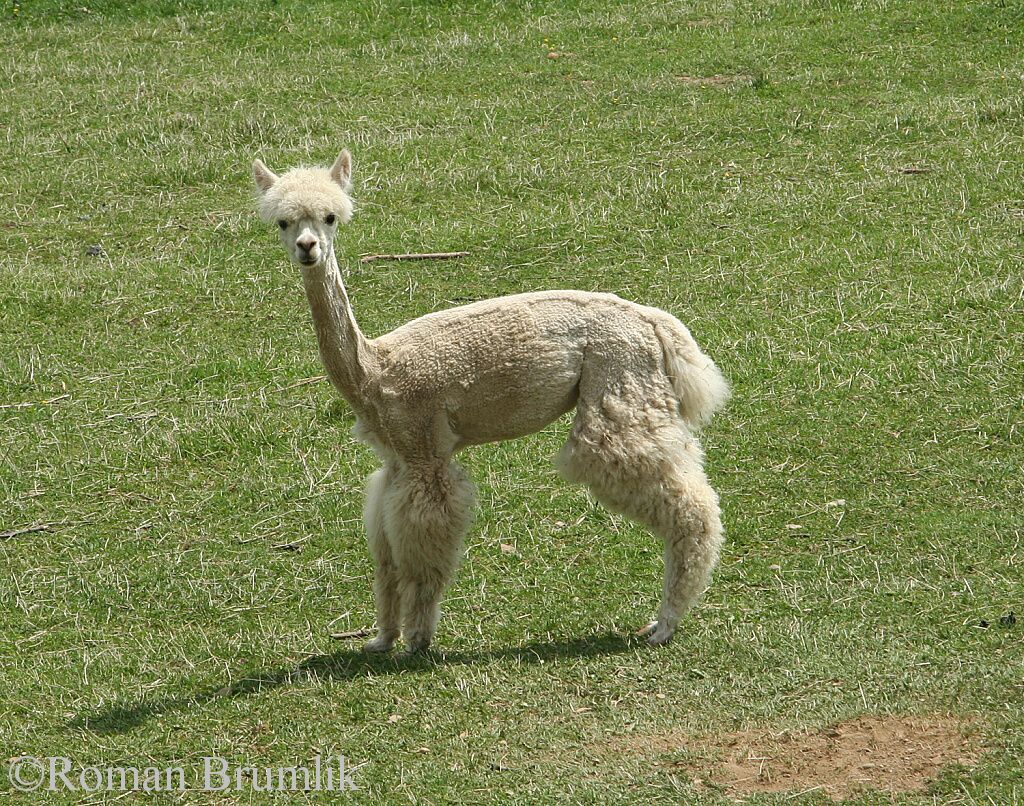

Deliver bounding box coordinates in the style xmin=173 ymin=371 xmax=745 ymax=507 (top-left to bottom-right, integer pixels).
xmin=325 ymin=214 xmax=337 ymax=225
xmin=277 ymin=219 xmax=288 ymax=230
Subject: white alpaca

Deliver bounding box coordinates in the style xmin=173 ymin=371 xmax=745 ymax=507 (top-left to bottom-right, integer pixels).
xmin=253 ymin=150 xmax=729 ymax=654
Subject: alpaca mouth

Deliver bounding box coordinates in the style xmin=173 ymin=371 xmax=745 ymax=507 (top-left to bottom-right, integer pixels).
xmin=298 ymin=255 xmax=318 ymax=266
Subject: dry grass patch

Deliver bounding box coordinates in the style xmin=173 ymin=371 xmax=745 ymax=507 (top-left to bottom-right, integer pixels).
xmin=675 ymin=73 xmax=754 ymax=87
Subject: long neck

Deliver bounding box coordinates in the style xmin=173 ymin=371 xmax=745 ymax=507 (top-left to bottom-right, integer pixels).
xmin=302 ymin=246 xmax=375 ymax=410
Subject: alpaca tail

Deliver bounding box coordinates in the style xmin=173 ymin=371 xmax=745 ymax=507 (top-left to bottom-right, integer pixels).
xmin=653 ymin=315 xmax=730 ymax=428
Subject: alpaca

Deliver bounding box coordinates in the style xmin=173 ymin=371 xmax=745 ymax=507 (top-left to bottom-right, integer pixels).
xmin=252 ymin=150 xmax=729 ymax=654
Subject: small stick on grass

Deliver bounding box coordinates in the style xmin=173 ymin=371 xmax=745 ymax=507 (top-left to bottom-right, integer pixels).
xmin=0 ymin=523 xmax=53 ymax=540
xmin=275 ymin=375 xmax=327 ymax=392
xmin=0 ymin=394 xmax=71 ymax=410
xmin=330 ymin=627 xmax=376 ymax=641
xmin=360 ymin=251 xmax=470 ymax=264
xmin=271 ymin=537 xmax=307 ymax=552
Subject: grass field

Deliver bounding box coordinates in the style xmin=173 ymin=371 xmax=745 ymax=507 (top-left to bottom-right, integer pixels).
xmin=1 ymin=0 xmax=1022 ymax=802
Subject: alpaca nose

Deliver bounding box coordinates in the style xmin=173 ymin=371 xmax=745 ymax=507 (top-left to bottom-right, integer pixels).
xmin=296 ymin=235 xmax=317 ymax=253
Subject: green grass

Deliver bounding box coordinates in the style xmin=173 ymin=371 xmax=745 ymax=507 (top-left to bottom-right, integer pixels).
xmin=1 ymin=0 xmax=1022 ymax=802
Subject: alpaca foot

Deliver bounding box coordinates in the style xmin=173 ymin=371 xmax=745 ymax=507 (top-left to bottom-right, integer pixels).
xmin=362 ymin=632 xmax=398 ymax=653
xmin=399 ymin=635 xmax=432 ymax=656
xmin=637 ymin=620 xmax=675 ymax=646
xmin=395 ymin=643 xmax=437 ymax=661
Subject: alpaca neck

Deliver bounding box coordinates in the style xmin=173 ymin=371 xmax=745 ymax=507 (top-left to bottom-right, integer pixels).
xmin=302 ymin=247 xmax=375 ymax=410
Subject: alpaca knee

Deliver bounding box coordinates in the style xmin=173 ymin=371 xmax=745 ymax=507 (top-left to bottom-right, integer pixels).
xmin=555 ymin=424 xmax=676 ymax=515
xmin=382 ymin=462 xmax=477 ymax=544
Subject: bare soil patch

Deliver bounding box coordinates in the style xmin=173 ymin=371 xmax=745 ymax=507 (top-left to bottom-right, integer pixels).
xmin=610 ymin=715 xmax=979 ymax=801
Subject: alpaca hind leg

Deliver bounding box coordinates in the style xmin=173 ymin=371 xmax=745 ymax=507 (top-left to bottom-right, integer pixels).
xmin=641 ymin=489 xmax=722 ymax=644
xmin=557 ymin=424 xmax=723 ymax=646
xmin=384 ymin=461 xmax=476 ymax=654
xmin=362 ymin=466 xmax=401 ymax=652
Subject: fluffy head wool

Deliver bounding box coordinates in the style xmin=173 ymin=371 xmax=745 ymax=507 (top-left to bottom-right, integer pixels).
xmin=253 ymin=151 xmax=354 ymax=225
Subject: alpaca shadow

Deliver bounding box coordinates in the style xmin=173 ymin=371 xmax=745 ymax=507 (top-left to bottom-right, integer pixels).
xmin=71 ymin=632 xmax=637 ymax=736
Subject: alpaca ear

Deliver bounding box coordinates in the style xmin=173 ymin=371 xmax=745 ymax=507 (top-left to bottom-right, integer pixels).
xmin=252 ymin=159 xmax=278 ymax=194
xmin=330 ymin=149 xmax=353 ymax=190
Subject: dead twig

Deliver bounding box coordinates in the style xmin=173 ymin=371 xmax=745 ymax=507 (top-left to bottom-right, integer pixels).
xmin=330 ymin=627 xmax=376 ymax=641
xmin=271 ymin=538 xmax=307 ymax=552
xmin=275 ymin=375 xmax=327 ymax=392
xmin=0 ymin=394 xmax=70 ymax=410
xmin=0 ymin=523 xmax=54 ymax=540
xmin=360 ymin=251 xmax=470 ymax=264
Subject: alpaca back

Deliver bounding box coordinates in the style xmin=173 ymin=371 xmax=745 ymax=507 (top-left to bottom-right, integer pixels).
xmin=366 ymin=290 xmax=726 ymax=446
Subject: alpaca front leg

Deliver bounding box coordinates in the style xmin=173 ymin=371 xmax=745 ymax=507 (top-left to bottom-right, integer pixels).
xmin=362 ymin=468 xmax=400 ymax=653
xmin=394 ymin=507 xmax=471 ymax=653
xmin=365 ymin=551 xmax=401 ymax=653
xmin=383 ymin=461 xmax=477 ymax=654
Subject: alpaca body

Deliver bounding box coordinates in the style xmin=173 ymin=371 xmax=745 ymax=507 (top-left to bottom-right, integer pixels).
xmin=366 ymin=290 xmax=694 ymax=450
xmin=254 ymin=151 xmax=729 ymax=653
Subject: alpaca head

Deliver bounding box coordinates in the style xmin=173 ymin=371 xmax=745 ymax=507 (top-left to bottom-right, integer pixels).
xmin=252 ymin=150 xmax=354 ymax=268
